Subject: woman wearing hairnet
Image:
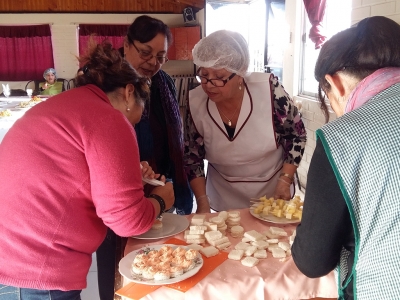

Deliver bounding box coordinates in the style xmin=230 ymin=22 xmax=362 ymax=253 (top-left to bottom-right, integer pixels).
xmin=184 ymin=30 xmax=306 ymax=212
xmin=40 ymin=68 xmax=64 ymax=95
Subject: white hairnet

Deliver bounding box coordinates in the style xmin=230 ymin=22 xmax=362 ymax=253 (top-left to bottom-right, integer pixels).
xmin=192 ymin=30 xmax=250 ymax=77
xmin=43 ymin=68 xmax=57 ymax=80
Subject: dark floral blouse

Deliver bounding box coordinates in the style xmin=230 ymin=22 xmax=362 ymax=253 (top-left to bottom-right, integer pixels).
xmin=183 ymin=75 xmax=307 ymax=181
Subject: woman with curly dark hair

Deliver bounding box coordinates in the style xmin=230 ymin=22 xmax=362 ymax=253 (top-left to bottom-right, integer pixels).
xmin=0 ymin=40 xmax=174 ymax=300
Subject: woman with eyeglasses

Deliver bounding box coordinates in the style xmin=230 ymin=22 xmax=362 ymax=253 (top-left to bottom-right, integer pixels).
xmin=292 ymin=16 xmax=400 ymax=300
xmin=96 ymin=15 xmax=193 ymax=300
xmin=184 ymin=30 xmax=306 ymax=212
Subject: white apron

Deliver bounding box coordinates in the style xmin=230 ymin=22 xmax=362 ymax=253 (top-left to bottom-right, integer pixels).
xmin=189 ymin=73 xmax=285 ymax=211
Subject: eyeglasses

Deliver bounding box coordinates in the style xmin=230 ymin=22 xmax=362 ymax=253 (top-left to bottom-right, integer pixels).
xmin=131 ymin=42 xmax=169 ymax=64
xmin=196 ymin=73 xmax=236 ymax=87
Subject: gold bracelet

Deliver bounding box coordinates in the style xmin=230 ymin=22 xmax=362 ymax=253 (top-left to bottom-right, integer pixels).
xmin=279 ymin=172 xmax=294 ymax=183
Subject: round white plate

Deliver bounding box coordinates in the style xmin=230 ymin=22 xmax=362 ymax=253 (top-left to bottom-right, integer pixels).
xmin=119 ymin=244 xmax=203 ymax=285
xmin=249 ymin=207 xmax=300 ymax=224
xmin=132 ymin=213 xmax=189 ymax=239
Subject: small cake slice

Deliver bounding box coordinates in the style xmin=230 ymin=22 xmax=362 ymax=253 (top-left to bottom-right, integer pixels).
xmin=278 ymin=241 xmax=291 ymax=251
xmin=235 ymin=242 xmax=251 ymax=250
xmin=244 ymin=245 xmax=258 ymax=257
xmin=205 ymin=230 xmax=223 ymax=242
xmin=191 ymin=214 xmax=206 ymax=225
xmin=244 ymin=230 xmax=264 ymax=241
xmin=271 ymin=247 xmax=286 ymax=258
xmin=228 ymin=249 xmax=244 ymax=260
xmin=200 ymin=246 xmax=219 ymax=258
xmin=269 ymin=226 xmax=288 ymax=237
xmin=241 ymin=256 xmax=259 ymax=267
xmin=254 ymin=249 xmax=268 ymax=259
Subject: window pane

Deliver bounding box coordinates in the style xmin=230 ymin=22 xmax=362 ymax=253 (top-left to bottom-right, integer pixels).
xmin=300 ymin=0 xmax=351 ymax=96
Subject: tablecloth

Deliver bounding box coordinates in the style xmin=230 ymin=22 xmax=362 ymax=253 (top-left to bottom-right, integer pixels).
xmin=121 ymin=208 xmax=338 ymax=300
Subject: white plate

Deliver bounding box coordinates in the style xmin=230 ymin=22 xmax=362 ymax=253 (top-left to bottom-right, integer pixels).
xmin=142 ymin=177 xmax=165 ymax=186
xmin=119 ymin=244 xmax=203 ymax=285
xmin=132 ymin=213 xmax=189 ymax=239
xmin=249 ymin=207 xmax=300 ymax=224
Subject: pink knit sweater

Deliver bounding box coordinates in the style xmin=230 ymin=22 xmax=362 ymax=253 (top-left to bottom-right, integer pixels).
xmin=0 ymin=85 xmax=156 ymax=291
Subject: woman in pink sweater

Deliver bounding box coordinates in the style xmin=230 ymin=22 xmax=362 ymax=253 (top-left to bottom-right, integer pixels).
xmin=0 ymin=41 xmax=174 ymax=299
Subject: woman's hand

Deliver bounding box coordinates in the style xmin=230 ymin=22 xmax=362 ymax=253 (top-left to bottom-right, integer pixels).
xmin=140 ymin=161 xmax=160 ymax=185
xmin=196 ymin=195 xmax=211 ymax=213
xmin=274 ymin=177 xmax=292 ymax=200
xmin=151 ymin=178 xmax=175 ymax=211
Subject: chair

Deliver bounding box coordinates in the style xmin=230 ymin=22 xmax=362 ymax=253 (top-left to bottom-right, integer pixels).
xmin=25 ymin=78 xmax=69 ymax=95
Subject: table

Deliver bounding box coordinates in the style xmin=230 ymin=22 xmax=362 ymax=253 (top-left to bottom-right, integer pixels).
xmin=0 ymin=96 xmax=43 ymax=143
xmin=120 ymin=208 xmax=338 ymax=300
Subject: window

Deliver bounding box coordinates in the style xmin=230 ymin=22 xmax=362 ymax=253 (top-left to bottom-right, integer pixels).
xmin=205 ymin=0 xmax=266 ymax=73
xmin=300 ymin=0 xmax=351 ymax=96
xmin=0 ymin=25 xmax=54 ymax=81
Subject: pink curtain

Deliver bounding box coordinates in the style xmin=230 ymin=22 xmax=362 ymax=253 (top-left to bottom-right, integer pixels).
xmin=78 ymin=24 xmax=128 ymax=57
xmin=303 ymin=0 xmax=327 ymax=49
xmin=0 ymin=25 xmax=54 ymax=81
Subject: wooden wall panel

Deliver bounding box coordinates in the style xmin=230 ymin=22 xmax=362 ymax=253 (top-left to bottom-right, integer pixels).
xmin=0 ymin=0 xmax=204 ymax=13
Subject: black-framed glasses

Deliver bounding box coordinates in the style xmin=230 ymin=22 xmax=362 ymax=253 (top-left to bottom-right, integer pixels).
xmin=131 ymin=42 xmax=169 ymax=64
xmin=196 ymin=73 xmax=236 ymax=87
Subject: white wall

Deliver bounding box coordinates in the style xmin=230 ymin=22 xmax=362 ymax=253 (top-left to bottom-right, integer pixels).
xmin=0 ymin=12 xmax=203 ymax=90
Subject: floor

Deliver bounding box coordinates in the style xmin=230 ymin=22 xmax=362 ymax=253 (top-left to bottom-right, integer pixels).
xmin=81 ymin=253 xmax=100 ymax=300
xmin=81 ymin=187 xmax=305 ymax=300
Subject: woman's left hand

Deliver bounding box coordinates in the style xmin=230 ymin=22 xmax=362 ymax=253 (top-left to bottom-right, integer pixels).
xmin=140 ymin=161 xmax=160 ymax=183
xmin=273 ymin=178 xmax=291 ymax=200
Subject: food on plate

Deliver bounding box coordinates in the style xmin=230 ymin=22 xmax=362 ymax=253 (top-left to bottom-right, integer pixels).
xmin=141 ymin=265 xmax=159 ymax=279
xmin=252 ymin=195 xmax=303 ymax=221
xmin=130 ymin=245 xmax=202 ymax=282
xmin=169 ymin=265 xmax=184 ymax=277
xmin=241 ymin=256 xmax=259 ymax=267
xmin=17 ymin=101 xmax=31 ymax=108
xmin=154 ymin=269 xmax=171 ymax=281
xmin=0 ymin=109 xmax=12 ymax=117
xmin=151 ymin=218 xmax=163 ymax=230
xmin=228 ymin=249 xmax=245 ymax=261
xmin=184 ymin=249 xmax=199 ymax=260
xmin=200 ymin=246 xmax=219 ymax=258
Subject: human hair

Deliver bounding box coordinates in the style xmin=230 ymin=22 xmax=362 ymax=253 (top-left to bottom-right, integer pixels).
xmin=192 ymin=30 xmax=250 ymax=77
xmin=126 ymin=15 xmax=173 ymax=47
xmin=75 ymin=39 xmax=150 ymax=106
xmin=315 ymin=16 xmax=400 ymax=122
